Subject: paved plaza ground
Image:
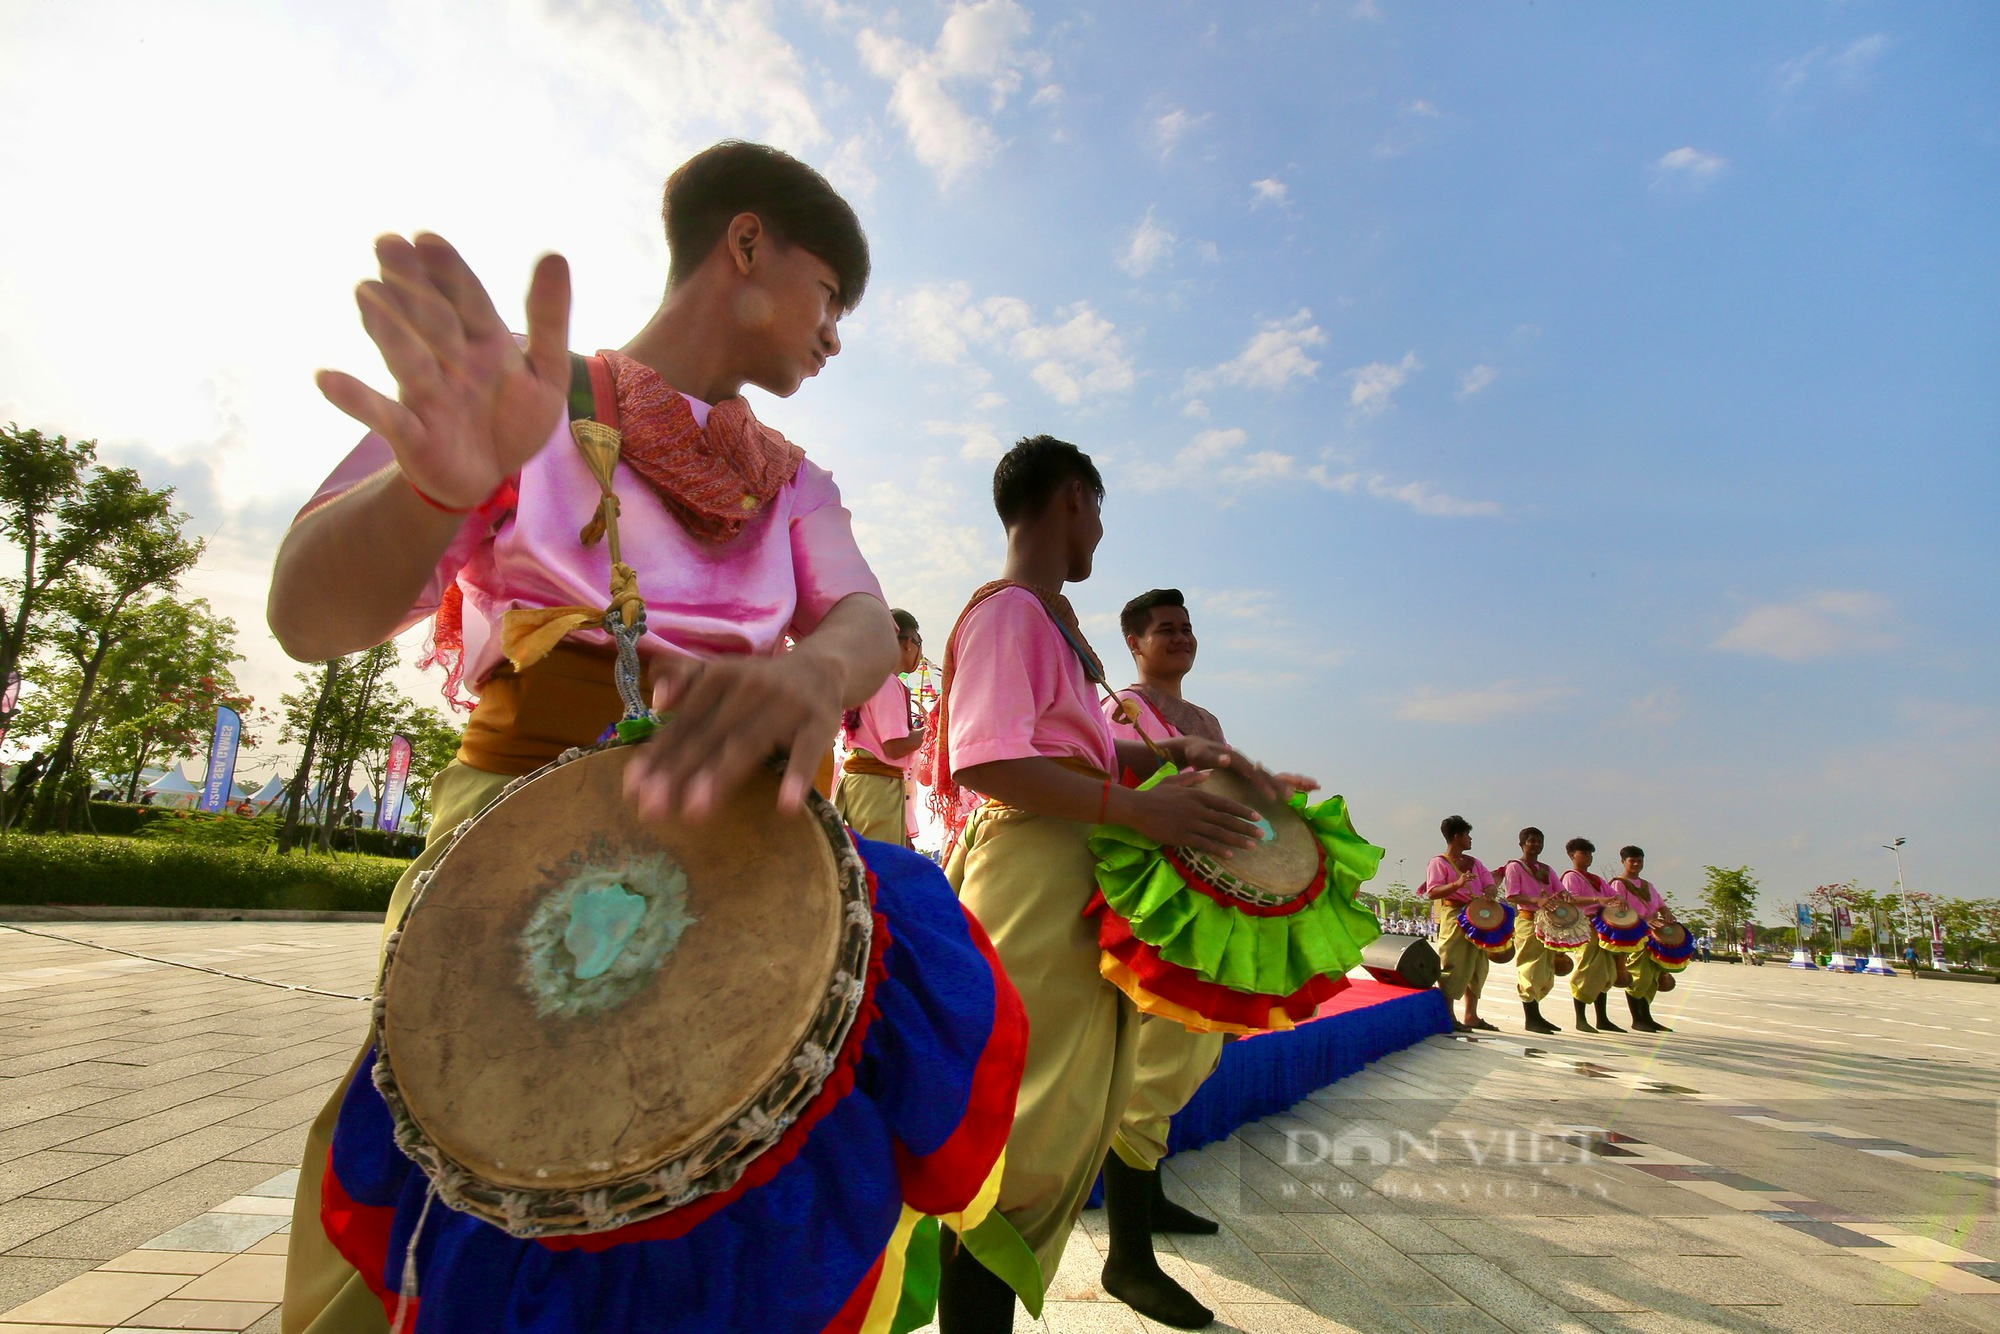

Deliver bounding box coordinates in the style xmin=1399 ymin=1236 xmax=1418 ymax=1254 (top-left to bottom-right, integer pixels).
xmin=1 ymin=919 xmax=1995 ymax=1333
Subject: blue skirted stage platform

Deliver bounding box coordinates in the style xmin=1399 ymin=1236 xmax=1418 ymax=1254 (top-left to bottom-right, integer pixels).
xmin=1163 ymin=979 xmax=1454 ymax=1157
xmin=1090 ymin=979 xmax=1452 ymax=1206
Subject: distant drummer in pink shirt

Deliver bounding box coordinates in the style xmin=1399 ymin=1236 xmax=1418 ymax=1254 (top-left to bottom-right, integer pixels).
xmin=1606 ymin=845 xmax=1679 ymax=1034
xmin=834 ymin=608 xmax=925 ymax=846
xmin=1425 ymin=815 xmax=1499 ymax=1033
xmin=1560 ymin=837 xmax=1627 ymax=1034
xmin=1500 ymin=827 xmax=1567 ymax=1035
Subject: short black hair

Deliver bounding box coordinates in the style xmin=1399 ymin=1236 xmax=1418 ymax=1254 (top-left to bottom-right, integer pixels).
xmin=993 ymin=435 xmax=1104 ymax=526
xmin=662 ymin=141 xmax=870 ymax=309
xmin=1441 ymin=815 xmax=1472 ymax=840
xmin=1519 ymin=827 xmax=1543 ymax=845
xmin=1120 ymin=589 xmax=1186 ymax=638
xmin=1565 ymin=837 xmax=1595 ymax=855
xmin=891 ymin=608 xmax=919 ymax=637
xmin=1620 ymin=845 xmax=1645 ymax=861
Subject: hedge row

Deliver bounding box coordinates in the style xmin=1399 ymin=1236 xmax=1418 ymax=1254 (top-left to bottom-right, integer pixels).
xmin=83 ymin=803 xmax=420 ymax=857
xmin=0 ymin=835 xmax=401 ymax=913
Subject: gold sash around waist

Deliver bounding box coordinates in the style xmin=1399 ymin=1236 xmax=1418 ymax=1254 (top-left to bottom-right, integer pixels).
xmin=840 ymin=749 xmax=909 ymax=781
xmin=456 ymin=642 xmax=652 ymax=777
xmin=456 ymin=642 xmax=839 ymax=797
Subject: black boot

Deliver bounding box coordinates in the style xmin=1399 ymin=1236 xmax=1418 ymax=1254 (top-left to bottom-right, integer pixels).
xmin=937 ymin=1228 xmax=1016 ymax=1334
xmin=1592 ymin=994 xmax=1625 ymax=1033
xmin=1151 ymin=1167 xmax=1219 ymax=1235
xmin=1630 ymin=996 xmax=1671 ymax=1033
xmin=1101 ymin=1154 xmax=1213 ymax=1328
xmin=1572 ymin=998 xmax=1597 ymax=1033
xmin=1522 ymin=1001 xmax=1560 ymax=1035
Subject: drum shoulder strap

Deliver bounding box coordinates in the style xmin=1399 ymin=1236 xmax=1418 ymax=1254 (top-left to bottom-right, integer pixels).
xmin=566 ymin=352 xmax=621 ymax=430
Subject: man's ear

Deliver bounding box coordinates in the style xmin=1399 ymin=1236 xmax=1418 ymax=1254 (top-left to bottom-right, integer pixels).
xmin=727 ymin=212 xmax=764 ymax=277
xmin=1125 ymin=633 xmax=1142 ymax=655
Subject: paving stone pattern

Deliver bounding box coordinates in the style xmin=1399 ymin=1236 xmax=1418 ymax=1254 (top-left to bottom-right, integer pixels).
xmin=3 ymin=921 xmax=1997 ymax=1332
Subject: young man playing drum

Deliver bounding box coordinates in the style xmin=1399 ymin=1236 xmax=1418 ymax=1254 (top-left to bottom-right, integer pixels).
xmin=1561 ymin=837 xmax=1624 ymax=1033
xmin=270 ymin=143 xmax=1024 ymax=1334
xmin=834 ymin=607 xmax=924 ymax=846
xmin=1425 ymin=815 xmax=1499 ymax=1033
xmin=1501 ymin=826 xmax=1564 ymax=1034
xmin=1099 ymin=589 xmax=1229 ymax=1238
xmin=1607 ymin=845 xmax=1677 ymax=1033
xmin=926 ymin=438 xmax=1295 ymax=1332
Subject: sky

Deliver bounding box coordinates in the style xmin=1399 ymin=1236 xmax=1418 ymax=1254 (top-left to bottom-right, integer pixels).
xmin=2 ymin=0 xmax=1995 ymax=916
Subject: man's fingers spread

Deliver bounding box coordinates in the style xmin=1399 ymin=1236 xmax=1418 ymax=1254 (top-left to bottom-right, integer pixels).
xmin=523 ymin=253 xmax=573 ymax=386
xmin=356 ymin=283 xmax=445 ymax=397
xmin=315 ymin=371 xmax=422 ymax=446
xmin=413 ymin=233 xmax=509 ymax=340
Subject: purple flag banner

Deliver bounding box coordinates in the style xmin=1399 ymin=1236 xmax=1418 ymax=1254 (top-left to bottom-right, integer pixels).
xmin=379 ymin=734 xmax=413 ymax=832
xmin=198 ymin=706 xmax=243 ymax=813
xmin=0 ymin=670 xmax=19 ymax=746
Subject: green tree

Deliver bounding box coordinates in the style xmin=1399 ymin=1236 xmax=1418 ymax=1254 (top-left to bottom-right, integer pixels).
xmin=27 ymin=493 xmax=203 ymax=829
xmin=1 ymin=427 xmax=177 ymax=814
xmin=399 ymin=708 xmax=462 ymax=835
xmin=276 ymin=659 xmax=344 ymax=854
xmin=91 ymin=599 xmax=254 ymax=802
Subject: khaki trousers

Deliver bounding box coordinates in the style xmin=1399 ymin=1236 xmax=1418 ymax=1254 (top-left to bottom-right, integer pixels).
xmin=1568 ymin=933 xmax=1620 ymax=1003
xmin=282 ymin=762 xmax=513 ymax=1334
xmin=1111 ymin=1018 xmax=1225 ymax=1170
xmin=947 ymin=806 xmax=1140 ymax=1286
xmin=1512 ymin=918 xmax=1556 ymax=1003
xmin=1432 ymin=899 xmax=1489 ymax=1002
xmin=833 ymin=769 xmax=911 ymax=847
xmin=1625 ymin=949 xmax=1666 ymax=1001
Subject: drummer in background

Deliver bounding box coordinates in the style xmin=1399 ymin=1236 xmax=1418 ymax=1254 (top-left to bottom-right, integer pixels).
xmin=1561 ymin=837 xmax=1623 ymax=1033
xmin=1100 ymin=588 xmax=1229 ymax=1241
xmin=1501 ymin=826 xmax=1563 ymax=1035
xmin=926 ymin=437 xmax=1290 ymax=1332
xmin=1607 ymin=845 xmax=1677 ymax=1033
xmin=268 ymin=143 xmax=1013 ymax=1334
xmin=1425 ymin=815 xmax=1499 ymax=1033
xmin=833 ymin=607 xmax=924 ymax=846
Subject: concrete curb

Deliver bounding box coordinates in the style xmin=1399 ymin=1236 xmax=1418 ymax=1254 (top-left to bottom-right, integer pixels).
xmin=1 ymin=904 xmax=384 ymax=924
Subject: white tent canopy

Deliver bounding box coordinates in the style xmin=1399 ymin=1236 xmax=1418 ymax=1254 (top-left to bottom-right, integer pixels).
xmin=141 ymin=764 xmax=199 ymax=808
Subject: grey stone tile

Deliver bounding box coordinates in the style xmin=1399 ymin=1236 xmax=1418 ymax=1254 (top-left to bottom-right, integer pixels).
xmin=30 ymin=1124 xmax=267 ymax=1202
xmin=10 ymin=1160 xmax=279 ymax=1260
xmin=0 ymin=1149 xmax=119 ymax=1203
xmin=50 ymin=1096 xmax=265 ymax=1157
xmin=1287 ymin=1215 xmax=1460 ymax=1305
xmin=1261 ymin=1251 xmax=1422 ymax=1333
xmin=1411 ymin=1254 xmax=1599 ymax=1333
xmin=0 ymin=1253 xmax=95 ymax=1310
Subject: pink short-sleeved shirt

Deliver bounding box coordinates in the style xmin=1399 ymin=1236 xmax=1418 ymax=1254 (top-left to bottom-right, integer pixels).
xmin=1603 ymin=877 xmax=1666 ymax=921
xmin=1501 ymin=859 xmax=1560 ymax=909
xmin=300 ymin=414 xmax=884 ymax=697
xmin=1425 ymin=854 xmax=1495 ymax=905
xmin=945 ymin=588 xmax=1117 ymax=781
xmin=1101 ymin=688 xmax=1227 ymax=748
xmin=850 ymin=674 xmax=917 ymax=771
xmin=1559 ymin=869 xmax=1608 ymax=906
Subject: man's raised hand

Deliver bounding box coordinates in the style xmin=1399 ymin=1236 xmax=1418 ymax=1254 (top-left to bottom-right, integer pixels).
xmin=316 ymin=234 xmax=572 ymax=511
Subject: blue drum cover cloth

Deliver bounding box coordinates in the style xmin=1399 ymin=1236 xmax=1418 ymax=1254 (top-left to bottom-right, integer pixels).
xmin=321 ymin=839 xmax=1020 ymax=1334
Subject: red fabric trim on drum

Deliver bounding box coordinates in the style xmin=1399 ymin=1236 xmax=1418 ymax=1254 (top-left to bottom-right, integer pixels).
xmin=1156 ymin=839 xmax=1328 ymax=919
xmin=319 ymin=1151 xmax=413 ymax=1323
xmin=892 ymin=902 xmax=1028 ymax=1215
xmin=538 ymin=878 xmax=894 ymax=1253
xmin=1091 ymin=901 xmax=1346 ymax=1028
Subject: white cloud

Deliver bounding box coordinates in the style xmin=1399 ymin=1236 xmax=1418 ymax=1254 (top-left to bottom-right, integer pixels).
xmin=1123 ymin=428 xmax=1305 ymax=493
xmin=857 ymin=0 xmax=1045 ymax=187
xmin=1457 ymin=364 xmax=1498 ymax=397
xmin=825 ymin=132 xmax=879 ymax=200
xmin=1405 ymin=99 xmax=1442 ymax=119
xmin=1195 ymin=589 xmax=1280 ymax=620
xmin=923 ymin=418 xmax=1004 ymax=462
xmin=1712 ymin=591 xmax=1898 ymax=662
xmin=1150 ymin=106 xmax=1208 ymax=158
xmin=1118 ymin=208 xmax=1176 ymax=277
xmin=1625 ymin=688 xmax=1684 ymax=729
xmin=1345 ymin=350 xmax=1421 ymax=414
xmin=1029 ymin=83 xmax=1064 ymax=107
xmin=1189 ymin=310 xmax=1326 ymax=393
xmin=850 ymin=460 xmax=1002 ymax=626
xmin=1350 ymin=0 xmax=1382 ymax=18
xmin=1780 ymin=34 xmax=1890 ymax=97
xmin=1182 ymin=398 xmax=1210 ymax=419
xmin=1307 ymin=468 xmax=1502 ymax=518
xmin=1650 ymin=146 xmax=1727 ymax=190
xmin=1249 ymin=177 xmax=1289 ymax=208
xmin=1396 ymin=681 xmax=1573 ymax=725
xmin=892 ymin=282 xmax=1135 ymax=404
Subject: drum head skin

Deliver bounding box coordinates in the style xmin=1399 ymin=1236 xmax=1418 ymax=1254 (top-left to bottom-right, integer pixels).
xmin=1653 ymin=921 xmax=1688 ymax=947
xmin=1601 ymin=901 xmax=1641 ymax=929
xmin=1465 ymin=898 xmax=1509 ymax=932
xmin=383 ymin=749 xmax=842 ymax=1194
xmin=1543 ymin=900 xmax=1583 ymax=929
xmin=1183 ymin=769 xmax=1320 ymax=899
